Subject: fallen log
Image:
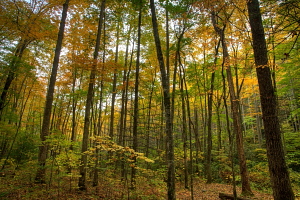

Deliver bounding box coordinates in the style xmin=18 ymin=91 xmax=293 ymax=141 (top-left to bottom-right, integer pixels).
xmin=219 ymin=193 xmax=251 ymax=200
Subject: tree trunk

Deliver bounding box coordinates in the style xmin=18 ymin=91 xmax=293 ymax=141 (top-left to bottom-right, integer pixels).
xmin=206 ymin=71 xmax=214 ymax=184
xmin=70 ymin=65 xmax=78 ymax=151
xmin=206 ymin=39 xmax=220 ymax=183
xmin=150 ymin=0 xmax=175 ymax=199
xmin=174 ymin=28 xmax=188 ymax=188
xmin=193 ymin=108 xmax=201 ymax=173
xmin=215 ymin=91 xmax=223 ymax=151
xmin=247 ymin=0 xmax=295 ymax=199
xmin=179 ymin=65 xmax=189 ymax=189
xmin=222 ymin=69 xmax=237 ymax=200
xmin=109 ymin=21 xmax=120 ymax=139
xmin=78 ymin=0 xmax=106 ymax=191
xmin=131 ymin=0 xmax=142 ymax=189
xmin=146 ymin=74 xmax=156 ymax=158
xmin=211 ymin=11 xmax=253 ymax=196
xmin=0 ymin=38 xmax=31 ymax=117
xmin=35 ymin=0 xmax=70 ymax=184
xmin=182 ymin=67 xmax=194 ymax=199
xmin=118 ymin=25 xmax=132 ymax=146
xmin=254 ymin=95 xmax=263 ymax=146
xmin=165 ymin=0 xmax=170 ymax=78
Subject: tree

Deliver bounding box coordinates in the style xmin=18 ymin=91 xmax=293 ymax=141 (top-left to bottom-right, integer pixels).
xmin=131 ymin=0 xmax=143 ymax=189
xmin=109 ymin=21 xmax=120 ymax=139
xmin=78 ymin=0 xmax=106 ymax=191
xmin=211 ymin=10 xmax=253 ymax=196
xmin=150 ymin=0 xmax=175 ymax=199
xmin=0 ymin=0 xmax=56 ymax=118
xmin=247 ymin=0 xmax=295 ymax=199
xmin=206 ymin=38 xmax=220 ymax=184
xmin=0 ymin=38 xmax=32 ymax=116
xmin=35 ymin=0 xmax=70 ymax=184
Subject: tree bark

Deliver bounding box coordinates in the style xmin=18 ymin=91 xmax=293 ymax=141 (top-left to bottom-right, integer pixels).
xmin=222 ymin=69 xmax=237 ymax=199
xmin=70 ymin=65 xmax=77 ymax=151
xmin=182 ymin=66 xmax=195 ymax=199
xmin=78 ymin=0 xmax=106 ymax=191
xmin=35 ymin=0 xmax=70 ymax=184
xmin=211 ymin=11 xmax=253 ymax=196
xmin=109 ymin=20 xmax=120 ymax=139
xmin=247 ymin=0 xmax=295 ymax=199
xmin=206 ymin=39 xmax=220 ymax=183
xmin=118 ymin=25 xmax=132 ymax=146
xmin=150 ymin=0 xmax=176 ymax=199
xmin=179 ymin=65 xmax=189 ymax=189
xmin=193 ymin=108 xmax=201 ymax=173
xmin=131 ymin=0 xmax=142 ymax=189
xmin=146 ymin=75 xmax=156 ymax=158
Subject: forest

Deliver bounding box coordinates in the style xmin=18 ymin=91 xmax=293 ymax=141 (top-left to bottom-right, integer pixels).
xmin=0 ymin=0 xmax=299 ymax=199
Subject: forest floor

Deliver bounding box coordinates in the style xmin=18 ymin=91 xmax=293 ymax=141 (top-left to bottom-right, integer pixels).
xmin=176 ymin=181 xmax=274 ymax=200
xmin=0 ymin=172 xmax=277 ymax=200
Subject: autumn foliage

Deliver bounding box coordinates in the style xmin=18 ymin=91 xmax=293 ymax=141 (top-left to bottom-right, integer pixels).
xmin=0 ymin=0 xmax=299 ymax=199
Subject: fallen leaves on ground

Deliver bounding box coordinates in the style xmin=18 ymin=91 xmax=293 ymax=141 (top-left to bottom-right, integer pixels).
xmin=176 ymin=179 xmax=274 ymax=200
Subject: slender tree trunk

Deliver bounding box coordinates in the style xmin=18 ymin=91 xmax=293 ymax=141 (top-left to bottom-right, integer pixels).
xmin=78 ymin=0 xmax=105 ymax=190
xmin=173 ymin=29 xmax=187 ymax=187
xmin=171 ymin=27 xmax=185 ymax=123
xmin=109 ymin=21 xmax=120 ymax=139
xmin=247 ymin=1 xmax=295 ymax=199
xmin=0 ymin=38 xmax=31 ymax=117
xmin=170 ymin=32 xmax=178 ymax=127
xmin=146 ymin=74 xmax=156 ymax=158
xmin=193 ymin=107 xmax=201 ymax=173
xmin=35 ymin=0 xmax=70 ymax=184
xmin=165 ymin=0 xmax=170 ymax=78
xmin=182 ymin=67 xmax=194 ymax=199
xmin=150 ymin=0 xmax=175 ymax=199
xmin=254 ymin=95 xmax=263 ymax=146
xmin=93 ymin=12 xmax=107 ymax=187
xmin=179 ymin=66 xmax=189 ymax=189
xmin=222 ymin=74 xmax=237 ymax=200
xmin=93 ymin=74 xmax=104 ymax=187
xmin=194 ymin=60 xmax=208 ymax=156
xmin=70 ymin=65 xmax=77 ymax=151
xmin=123 ymin=44 xmax=134 ymax=146
xmin=215 ymin=91 xmax=223 ymax=151
xmin=119 ymin=25 xmax=132 ymax=145
xmin=98 ymin=19 xmax=107 ymax=137
xmin=206 ymin=71 xmax=214 ymax=184
xmin=211 ymin=11 xmax=253 ymax=196
xmin=117 ymin=27 xmax=132 ymax=184
xmin=131 ymin=0 xmax=142 ymax=189
xmin=206 ymin=39 xmax=220 ymax=183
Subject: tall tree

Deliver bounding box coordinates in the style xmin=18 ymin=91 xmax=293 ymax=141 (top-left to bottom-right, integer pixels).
xmin=35 ymin=0 xmax=70 ymax=184
xmin=179 ymin=64 xmax=189 ymax=189
xmin=150 ymin=0 xmax=176 ymax=199
xmin=78 ymin=0 xmax=106 ymax=191
xmin=211 ymin=10 xmax=253 ymax=196
xmin=0 ymin=0 xmax=55 ymax=117
xmin=206 ymin=39 xmax=220 ymax=184
xmin=247 ymin=0 xmax=295 ymax=199
xmin=118 ymin=24 xmax=132 ymax=146
xmin=131 ymin=0 xmax=143 ymax=189
xmin=109 ymin=19 xmax=120 ymax=139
